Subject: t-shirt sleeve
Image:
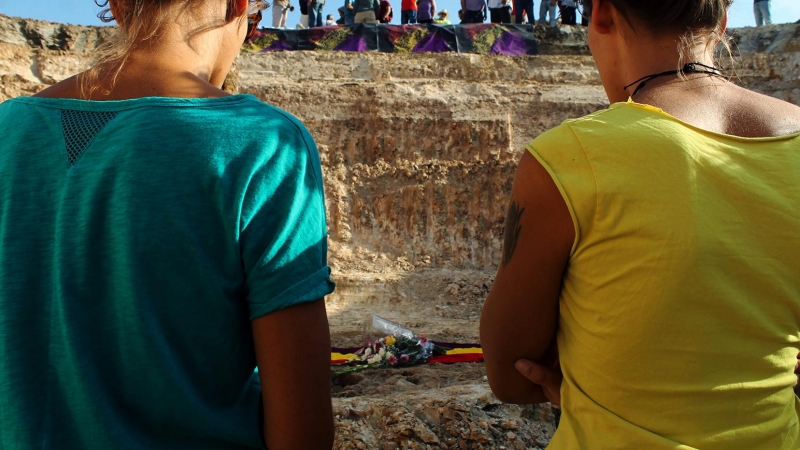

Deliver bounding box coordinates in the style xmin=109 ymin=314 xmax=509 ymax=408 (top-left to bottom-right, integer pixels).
xmin=525 ymin=122 xmax=597 ymax=256
xmin=239 ymin=113 xmax=335 ymax=320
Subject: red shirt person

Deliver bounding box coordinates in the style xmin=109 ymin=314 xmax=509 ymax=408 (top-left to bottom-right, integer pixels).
xmin=379 ymin=0 xmax=394 ymax=22
xmin=401 ymin=0 xmax=417 ymax=23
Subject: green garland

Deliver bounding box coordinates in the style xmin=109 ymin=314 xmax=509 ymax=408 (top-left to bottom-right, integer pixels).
xmin=472 ymin=26 xmax=505 ymax=55
xmin=315 ymin=28 xmax=353 ymax=51
xmin=242 ymin=33 xmax=279 ymax=52
xmin=394 ymin=29 xmax=429 ymax=53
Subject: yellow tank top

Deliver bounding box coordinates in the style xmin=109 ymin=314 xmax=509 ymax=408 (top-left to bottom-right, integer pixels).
xmin=526 ymin=101 xmax=800 ymax=449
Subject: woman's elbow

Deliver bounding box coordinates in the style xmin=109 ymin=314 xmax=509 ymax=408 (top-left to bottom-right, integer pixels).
xmin=264 ymin=425 xmax=335 ymax=450
xmin=484 ymin=353 xmax=548 ymax=405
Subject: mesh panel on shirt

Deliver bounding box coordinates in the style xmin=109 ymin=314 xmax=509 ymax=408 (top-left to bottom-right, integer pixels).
xmin=61 ymin=110 xmax=118 ymax=167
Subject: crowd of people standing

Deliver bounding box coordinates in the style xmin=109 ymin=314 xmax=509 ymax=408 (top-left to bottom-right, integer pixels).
xmin=274 ymin=0 xmax=779 ymax=28
xmin=271 ymin=0 xmax=585 ymax=27
xmin=418 ymin=0 xmax=584 ymax=25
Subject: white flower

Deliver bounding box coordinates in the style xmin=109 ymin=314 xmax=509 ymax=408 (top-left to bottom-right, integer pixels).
xmin=378 ymin=348 xmax=386 ymax=357
xmin=368 ymin=355 xmax=382 ymax=364
xmin=364 ymin=348 xmax=372 ymax=356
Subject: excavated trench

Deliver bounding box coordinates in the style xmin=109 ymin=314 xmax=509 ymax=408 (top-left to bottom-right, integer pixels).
xmin=2 ymin=14 xmax=799 ymax=448
xmin=235 ymin=50 xmax=608 ymax=352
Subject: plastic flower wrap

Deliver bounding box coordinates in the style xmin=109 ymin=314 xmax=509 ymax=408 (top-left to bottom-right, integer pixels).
xmin=333 ymin=315 xmax=447 ymax=375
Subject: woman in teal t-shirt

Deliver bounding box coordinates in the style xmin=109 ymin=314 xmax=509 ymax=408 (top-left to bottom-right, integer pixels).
xmin=0 ymin=1 xmax=335 ymax=449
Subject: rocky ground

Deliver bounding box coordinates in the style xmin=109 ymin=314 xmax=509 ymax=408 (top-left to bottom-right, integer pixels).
xmin=1 ymin=13 xmax=798 ymax=448
xmin=331 ymin=365 xmax=560 ymax=450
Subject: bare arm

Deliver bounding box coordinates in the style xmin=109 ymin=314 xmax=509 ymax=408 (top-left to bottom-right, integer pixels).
xmin=252 ymin=299 xmax=334 ymax=450
xmin=378 ymin=1 xmax=392 ymax=20
xmin=480 ymin=150 xmax=574 ymax=404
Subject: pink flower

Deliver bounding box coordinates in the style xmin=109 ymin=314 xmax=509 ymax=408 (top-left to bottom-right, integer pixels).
xmin=399 ymin=354 xmax=410 ymax=364
xmin=375 ymin=342 xmax=382 ymax=351
xmin=388 ymin=354 xmax=398 ymax=365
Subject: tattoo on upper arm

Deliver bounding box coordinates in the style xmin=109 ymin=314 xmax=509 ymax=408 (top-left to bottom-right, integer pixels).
xmin=502 ymin=200 xmax=525 ymax=267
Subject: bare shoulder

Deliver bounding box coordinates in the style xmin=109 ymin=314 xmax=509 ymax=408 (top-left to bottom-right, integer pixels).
xmin=33 ymin=75 xmax=82 ymax=99
xmin=648 ymin=81 xmax=800 ymax=138
xmin=727 ymin=83 xmax=800 ymax=137
xmin=33 ymin=71 xmax=231 ymax=101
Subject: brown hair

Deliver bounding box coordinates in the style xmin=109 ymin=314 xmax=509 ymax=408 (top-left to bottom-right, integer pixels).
xmin=597 ymin=0 xmax=731 ymax=34
xmin=80 ymin=0 xmax=234 ymax=98
xmin=580 ymin=0 xmax=732 ymax=66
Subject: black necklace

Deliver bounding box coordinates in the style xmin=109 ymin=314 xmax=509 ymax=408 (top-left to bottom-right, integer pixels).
xmin=623 ymin=62 xmax=726 ymax=96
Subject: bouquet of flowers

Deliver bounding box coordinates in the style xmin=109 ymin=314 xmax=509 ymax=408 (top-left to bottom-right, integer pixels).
xmin=333 ymin=315 xmax=447 ymax=375
xmin=334 ymin=334 xmax=447 ymax=375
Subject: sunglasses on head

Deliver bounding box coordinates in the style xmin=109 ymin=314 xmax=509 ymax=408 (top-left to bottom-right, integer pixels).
xmin=246 ymin=1 xmax=271 ymax=42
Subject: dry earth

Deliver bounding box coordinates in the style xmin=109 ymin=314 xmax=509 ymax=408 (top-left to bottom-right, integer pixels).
xmin=1 ymin=14 xmax=799 ymax=449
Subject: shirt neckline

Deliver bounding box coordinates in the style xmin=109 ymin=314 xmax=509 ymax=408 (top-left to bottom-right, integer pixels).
xmin=9 ymin=94 xmax=258 ymax=112
xmin=616 ymin=99 xmax=800 ymax=142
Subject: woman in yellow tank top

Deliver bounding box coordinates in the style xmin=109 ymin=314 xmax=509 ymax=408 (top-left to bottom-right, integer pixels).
xmin=480 ymin=0 xmax=800 ymax=448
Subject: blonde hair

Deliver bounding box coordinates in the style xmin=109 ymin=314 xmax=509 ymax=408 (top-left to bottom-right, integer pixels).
xmin=80 ymin=0 xmax=231 ymax=98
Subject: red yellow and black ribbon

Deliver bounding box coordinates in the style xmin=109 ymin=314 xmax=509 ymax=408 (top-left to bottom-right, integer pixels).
xmin=331 ymin=342 xmax=483 ymax=365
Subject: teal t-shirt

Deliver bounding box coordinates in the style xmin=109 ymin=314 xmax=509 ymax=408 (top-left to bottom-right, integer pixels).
xmin=0 ymin=94 xmax=335 ymax=449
